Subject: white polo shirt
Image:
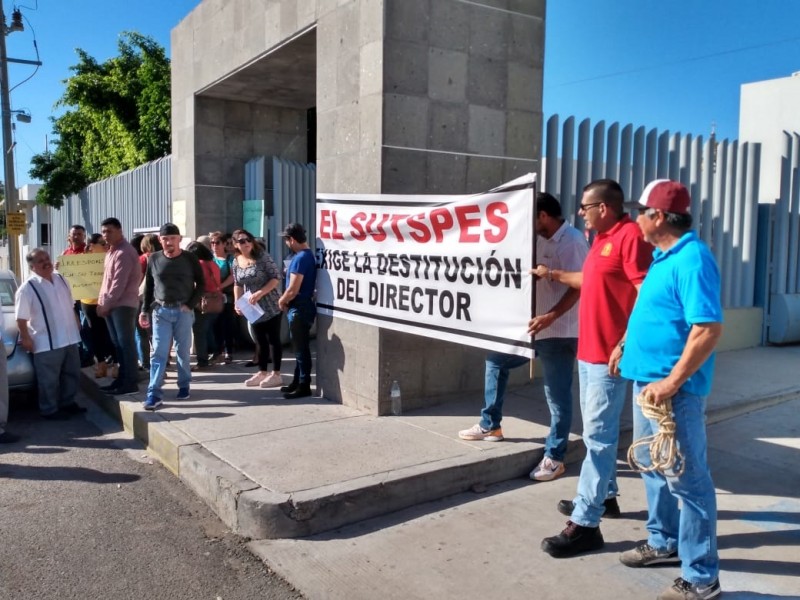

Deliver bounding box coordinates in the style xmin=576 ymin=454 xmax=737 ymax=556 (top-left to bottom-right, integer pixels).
xmin=536 ymin=221 xmax=589 ymax=340
xmin=15 ymin=273 xmax=81 ymax=353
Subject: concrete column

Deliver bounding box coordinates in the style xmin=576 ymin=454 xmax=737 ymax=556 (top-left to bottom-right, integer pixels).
xmin=171 ymin=0 xmax=315 ymax=237
xmin=316 ymin=0 xmax=545 ymax=414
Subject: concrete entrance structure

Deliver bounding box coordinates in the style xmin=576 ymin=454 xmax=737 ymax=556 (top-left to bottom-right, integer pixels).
xmin=172 ymin=0 xmax=545 ymax=414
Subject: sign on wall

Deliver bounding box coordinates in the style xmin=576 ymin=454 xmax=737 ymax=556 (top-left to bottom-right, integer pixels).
xmin=6 ymin=212 xmax=26 ymax=235
xmin=315 ymin=174 xmax=536 ymax=357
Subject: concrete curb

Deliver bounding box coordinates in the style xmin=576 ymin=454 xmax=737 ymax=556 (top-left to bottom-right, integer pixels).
xmin=80 ymin=370 xmax=800 ymax=540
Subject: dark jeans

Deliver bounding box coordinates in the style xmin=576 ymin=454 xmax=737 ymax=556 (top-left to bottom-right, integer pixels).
xmin=252 ymin=313 xmax=282 ymax=372
xmin=75 ymin=301 xmax=94 ymax=366
xmin=135 ymin=299 xmax=151 ymax=367
xmin=287 ymin=297 xmax=315 ymax=385
xmin=105 ymin=305 xmax=139 ymax=390
xmin=192 ymin=310 xmax=218 ymax=366
xmin=213 ymin=301 xmax=236 ymax=356
xmin=81 ymin=302 xmax=115 ymax=363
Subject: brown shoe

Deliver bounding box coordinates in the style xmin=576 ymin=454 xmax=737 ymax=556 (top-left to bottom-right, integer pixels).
xmin=94 ymin=361 xmax=108 ymax=378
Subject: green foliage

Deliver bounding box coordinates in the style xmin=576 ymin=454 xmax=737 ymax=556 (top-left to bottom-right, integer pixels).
xmin=30 ymin=32 xmax=171 ymax=207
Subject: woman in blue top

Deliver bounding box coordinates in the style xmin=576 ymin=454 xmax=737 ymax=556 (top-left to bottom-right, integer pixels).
xmin=231 ymin=229 xmax=283 ymax=388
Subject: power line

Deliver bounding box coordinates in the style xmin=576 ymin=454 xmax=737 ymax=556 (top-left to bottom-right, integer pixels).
xmin=548 ymin=35 xmax=800 ymax=88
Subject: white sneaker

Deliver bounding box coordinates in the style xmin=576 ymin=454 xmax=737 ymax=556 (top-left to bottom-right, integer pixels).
xmin=530 ymin=456 xmax=566 ymax=481
xmin=260 ymin=373 xmax=283 ymax=388
xmin=458 ymin=423 xmax=504 ymax=442
xmin=245 ymin=373 xmax=267 ymax=387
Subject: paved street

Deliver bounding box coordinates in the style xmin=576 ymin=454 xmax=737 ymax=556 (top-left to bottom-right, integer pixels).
xmin=0 ymin=393 xmax=301 ymax=600
xmin=251 ymin=398 xmax=800 ymax=600
xmin=2 ymin=357 xmax=798 ymax=600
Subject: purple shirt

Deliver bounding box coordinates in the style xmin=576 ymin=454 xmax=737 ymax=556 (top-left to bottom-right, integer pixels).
xmin=98 ymin=238 xmax=141 ymax=310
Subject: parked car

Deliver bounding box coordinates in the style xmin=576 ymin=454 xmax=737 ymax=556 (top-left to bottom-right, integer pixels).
xmin=0 ymin=269 xmax=35 ymax=392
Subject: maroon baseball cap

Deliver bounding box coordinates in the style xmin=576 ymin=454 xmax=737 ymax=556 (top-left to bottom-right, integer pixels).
xmin=626 ymin=179 xmax=691 ymax=215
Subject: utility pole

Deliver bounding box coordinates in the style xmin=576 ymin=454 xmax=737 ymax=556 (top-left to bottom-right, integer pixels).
xmin=0 ymin=2 xmax=19 ymax=277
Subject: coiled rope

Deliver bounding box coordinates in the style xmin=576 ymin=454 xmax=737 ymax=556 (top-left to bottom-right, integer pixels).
xmin=627 ymin=391 xmax=685 ymax=477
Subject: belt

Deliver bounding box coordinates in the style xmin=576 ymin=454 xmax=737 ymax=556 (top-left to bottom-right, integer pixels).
xmin=156 ymin=300 xmax=183 ymax=308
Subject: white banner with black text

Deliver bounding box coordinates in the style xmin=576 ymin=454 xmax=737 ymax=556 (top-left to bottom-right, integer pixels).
xmin=314 ymin=174 xmax=536 ymax=357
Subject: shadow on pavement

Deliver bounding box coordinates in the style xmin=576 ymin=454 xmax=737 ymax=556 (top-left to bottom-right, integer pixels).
xmin=0 ymin=463 xmax=141 ymax=484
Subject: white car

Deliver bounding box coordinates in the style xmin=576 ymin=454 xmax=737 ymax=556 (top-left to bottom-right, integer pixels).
xmin=0 ymin=269 xmax=36 ymax=392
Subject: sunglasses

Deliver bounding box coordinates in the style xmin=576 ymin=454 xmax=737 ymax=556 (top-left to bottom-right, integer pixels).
xmin=235 ymin=238 xmax=252 ymax=244
xmin=210 ymin=240 xmax=222 ymax=245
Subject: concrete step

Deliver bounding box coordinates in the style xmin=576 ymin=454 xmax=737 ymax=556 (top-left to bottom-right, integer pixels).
xmin=80 ymin=345 xmax=800 ymax=540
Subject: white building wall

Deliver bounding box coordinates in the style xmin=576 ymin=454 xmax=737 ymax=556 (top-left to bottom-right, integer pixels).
xmin=739 ymin=72 xmax=800 ymax=203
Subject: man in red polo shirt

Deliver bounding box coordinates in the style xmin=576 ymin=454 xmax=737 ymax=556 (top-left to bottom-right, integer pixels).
xmin=61 ymin=223 xmax=93 ymax=367
xmin=533 ymin=179 xmax=652 ymax=558
xmin=63 ymin=225 xmax=87 ymax=255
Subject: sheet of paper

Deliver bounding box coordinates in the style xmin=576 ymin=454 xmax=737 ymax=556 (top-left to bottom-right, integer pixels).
xmin=235 ymin=291 xmax=265 ymax=323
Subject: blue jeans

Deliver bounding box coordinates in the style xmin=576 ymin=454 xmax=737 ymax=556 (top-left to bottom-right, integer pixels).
xmin=106 ymin=305 xmax=139 ymax=390
xmin=632 ymin=382 xmax=719 ymax=585
xmin=480 ymin=352 xmax=529 ymax=431
xmin=481 ymin=339 xmax=577 ymax=461
xmin=135 ymin=300 xmax=151 ymax=368
xmin=147 ymin=305 xmax=193 ymax=399
xmin=571 ymin=360 xmax=628 ymax=527
xmin=538 ymin=338 xmax=577 ymax=461
xmin=287 ymin=297 xmax=315 ymax=385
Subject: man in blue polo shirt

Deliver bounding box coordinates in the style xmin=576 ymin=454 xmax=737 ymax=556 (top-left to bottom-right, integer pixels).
xmin=617 ymin=180 xmax=723 ymax=600
xmin=278 ymin=223 xmax=317 ymax=399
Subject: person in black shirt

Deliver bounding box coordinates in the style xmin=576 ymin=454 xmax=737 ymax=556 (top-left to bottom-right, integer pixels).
xmin=139 ymin=223 xmax=204 ymax=410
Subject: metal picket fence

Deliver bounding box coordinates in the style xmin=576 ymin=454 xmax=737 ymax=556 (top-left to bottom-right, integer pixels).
xmin=542 ymin=115 xmax=761 ymax=309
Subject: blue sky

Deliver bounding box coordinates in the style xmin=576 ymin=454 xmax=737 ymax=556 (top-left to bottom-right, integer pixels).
xmin=544 ymin=0 xmax=800 ymax=143
xmin=5 ymin=0 xmax=800 ymax=187
xmin=5 ymin=0 xmax=201 ymax=187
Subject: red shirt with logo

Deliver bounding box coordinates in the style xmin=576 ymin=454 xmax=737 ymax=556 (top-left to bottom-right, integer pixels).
xmin=577 ymin=216 xmax=652 ymax=364
xmin=63 ymin=244 xmax=87 ymax=255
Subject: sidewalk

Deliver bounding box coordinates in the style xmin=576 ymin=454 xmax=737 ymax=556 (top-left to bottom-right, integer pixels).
xmin=250 ymin=396 xmax=800 ymax=599
xmin=82 ymin=344 xmax=800 ymax=542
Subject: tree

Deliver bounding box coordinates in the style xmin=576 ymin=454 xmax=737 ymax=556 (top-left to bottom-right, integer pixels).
xmin=30 ymin=32 xmax=171 ymax=207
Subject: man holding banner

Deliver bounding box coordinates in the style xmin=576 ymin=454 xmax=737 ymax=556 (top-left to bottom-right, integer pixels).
xmin=458 ymin=192 xmax=588 ymax=483
xmin=537 ymin=179 xmax=652 ymax=558
xmin=63 ymin=224 xmax=88 ymax=255
xmin=61 ymin=223 xmax=92 ymax=366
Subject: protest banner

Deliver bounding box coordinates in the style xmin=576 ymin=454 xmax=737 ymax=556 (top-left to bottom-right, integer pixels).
xmin=315 ymin=174 xmax=536 ymax=357
xmin=58 ymin=253 xmax=106 ymax=300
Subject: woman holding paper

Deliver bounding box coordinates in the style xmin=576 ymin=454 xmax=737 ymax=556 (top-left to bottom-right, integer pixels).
xmin=231 ymin=229 xmax=283 ymax=388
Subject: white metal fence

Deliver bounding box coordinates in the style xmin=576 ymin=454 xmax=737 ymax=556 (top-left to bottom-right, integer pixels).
xmin=37 ymin=122 xmax=800 ymax=343
xmin=244 ymin=156 xmax=316 ymax=265
xmin=542 ymin=115 xmax=762 ymax=309
xmin=48 ymin=156 xmax=172 ymax=250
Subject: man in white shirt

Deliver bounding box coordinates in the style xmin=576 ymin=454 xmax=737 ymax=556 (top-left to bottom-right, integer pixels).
xmin=15 ymin=248 xmax=86 ymax=420
xmin=458 ymin=193 xmax=588 ymax=482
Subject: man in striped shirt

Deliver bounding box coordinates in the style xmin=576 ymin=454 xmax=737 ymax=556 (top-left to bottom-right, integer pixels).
xmin=458 ymin=192 xmax=588 ymax=482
